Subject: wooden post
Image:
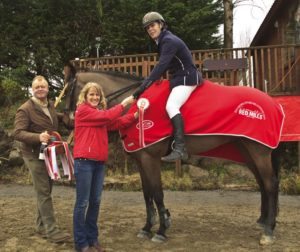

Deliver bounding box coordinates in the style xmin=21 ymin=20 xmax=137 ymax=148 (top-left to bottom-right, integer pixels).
xmin=142 ymin=60 xmax=148 ymax=77
xmin=124 ymin=155 xmax=128 ymax=175
xmin=175 ymin=159 xmax=182 ymax=177
xmin=298 ymin=142 xmax=300 ymax=172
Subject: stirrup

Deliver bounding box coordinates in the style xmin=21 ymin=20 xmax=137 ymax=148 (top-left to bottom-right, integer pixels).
xmin=161 ymin=150 xmax=188 ymax=162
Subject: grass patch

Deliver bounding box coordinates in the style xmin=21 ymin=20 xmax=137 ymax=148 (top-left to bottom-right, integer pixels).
xmin=1 ymin=162 xmax=300 ymax=195
xmin=161 ymin=170 xmax=193 ymax=190
xmin=280 ymin=172 xmax=300 ymax=195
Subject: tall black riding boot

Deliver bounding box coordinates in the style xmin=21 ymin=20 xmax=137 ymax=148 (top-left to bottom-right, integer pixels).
xmin=161 ymin=114 xmax=188 ymax=162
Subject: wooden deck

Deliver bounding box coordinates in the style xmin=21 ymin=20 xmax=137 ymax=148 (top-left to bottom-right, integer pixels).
xmin=72 ymin=44 xmax=300 ymax=96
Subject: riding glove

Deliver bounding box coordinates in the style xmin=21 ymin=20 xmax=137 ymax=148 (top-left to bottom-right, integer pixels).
xmin=132 ymin=79 xmax=153 ymax=99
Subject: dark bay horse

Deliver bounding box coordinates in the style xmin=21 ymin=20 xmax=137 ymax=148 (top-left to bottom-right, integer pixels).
xmin=64 ymin=70 xmax=281 ymax=245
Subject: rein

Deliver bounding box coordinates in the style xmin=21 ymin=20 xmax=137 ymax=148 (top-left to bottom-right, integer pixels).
xmin=106 ymin=82 xmax=142 ymax=103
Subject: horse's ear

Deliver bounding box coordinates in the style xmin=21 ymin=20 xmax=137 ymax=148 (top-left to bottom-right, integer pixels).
xmin=63 ymin=62 xmax=77 ymax=82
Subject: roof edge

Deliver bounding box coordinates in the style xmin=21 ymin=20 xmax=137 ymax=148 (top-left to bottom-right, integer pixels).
xmin=250 ymin=0 xmax=284 ymax=46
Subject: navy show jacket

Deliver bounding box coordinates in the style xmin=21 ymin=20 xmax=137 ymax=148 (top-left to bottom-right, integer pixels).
xmin=146 ymin=29 xmax=203 ymax=88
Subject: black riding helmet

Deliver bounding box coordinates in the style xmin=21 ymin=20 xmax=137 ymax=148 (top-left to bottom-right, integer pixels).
xmin=142 ymin=12 xmax=166 ymax=29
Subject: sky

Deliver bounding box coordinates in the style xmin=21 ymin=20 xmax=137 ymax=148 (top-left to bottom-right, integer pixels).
xmin=232 ymin=0 xmax=275 ymax=47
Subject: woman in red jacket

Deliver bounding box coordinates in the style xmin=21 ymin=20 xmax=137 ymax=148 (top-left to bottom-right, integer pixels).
xmin=73 ymin=82 xmax=137 ymax=252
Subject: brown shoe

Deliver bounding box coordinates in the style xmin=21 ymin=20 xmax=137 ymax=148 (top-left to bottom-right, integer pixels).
xmin=92 ymin=243 xmax=105 ymax=252
xmin=35 ymin=228 xmax=47 ymax=238
xmin=47 ymin=230 xmax=71 ymax=243
xmin=79 ymin=246 xmax=94 ymax=252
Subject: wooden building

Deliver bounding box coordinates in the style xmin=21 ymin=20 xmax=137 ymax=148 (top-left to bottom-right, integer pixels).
xmin=250 ymin=0 xmax=300 ymax=95
xmin=249 ymin=0 xmax=300 ymax=168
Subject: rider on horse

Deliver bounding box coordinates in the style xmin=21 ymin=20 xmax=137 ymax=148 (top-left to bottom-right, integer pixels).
xmin=132 ymin=12 xmax=203 ymax=162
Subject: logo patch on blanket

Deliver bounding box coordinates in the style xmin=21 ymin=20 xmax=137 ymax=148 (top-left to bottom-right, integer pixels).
xmin=235 ymin=101 xmax=266 ymax=120
xmin=120 ymin=79 xmax=285 ymax=163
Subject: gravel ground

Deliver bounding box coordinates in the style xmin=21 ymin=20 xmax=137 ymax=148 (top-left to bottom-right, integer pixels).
xmin=0 ymin=184 xmax=300 ymax=252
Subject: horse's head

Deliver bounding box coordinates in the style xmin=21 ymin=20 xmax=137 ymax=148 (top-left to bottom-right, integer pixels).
xmin=63 ymin=70 xmax=142 ymax=129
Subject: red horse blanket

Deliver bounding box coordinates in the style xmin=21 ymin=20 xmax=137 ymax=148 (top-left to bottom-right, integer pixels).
xmin=120 ymin=80 xmax=285 ymax=163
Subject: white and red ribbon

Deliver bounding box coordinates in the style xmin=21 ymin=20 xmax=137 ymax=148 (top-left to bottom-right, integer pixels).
xmin=137 ymin=98 xmax=150 ymax=148
xmin=44 ymin=141 xmax=74 ymax=180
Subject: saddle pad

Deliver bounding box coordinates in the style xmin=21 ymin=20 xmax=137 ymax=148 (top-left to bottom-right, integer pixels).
xmin=120 ymin=79 xmax=285 ymax=163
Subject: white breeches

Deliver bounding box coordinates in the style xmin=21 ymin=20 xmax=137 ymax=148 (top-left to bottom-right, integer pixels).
xmin=166 ymin=85 xmax=197 ymax=119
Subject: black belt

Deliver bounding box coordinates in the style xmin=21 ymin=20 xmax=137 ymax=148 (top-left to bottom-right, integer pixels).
xmin=75 ymin=158 xmax=104 ymax=164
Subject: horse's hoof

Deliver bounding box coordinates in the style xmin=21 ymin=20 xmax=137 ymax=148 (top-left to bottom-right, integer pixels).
xmin=256 ymin=221 xmax=266 ymax=229
xmin=259 ymin=234 xmax=275 ymax=245
xmin=137 ymin=230 xmax=151 ymax=239
xmin=151 ymin=234 xmax=167 ymax=243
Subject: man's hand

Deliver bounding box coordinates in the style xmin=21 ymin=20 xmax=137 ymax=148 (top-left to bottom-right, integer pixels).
xmin=39 ymin=131 xmax=50 ymax=143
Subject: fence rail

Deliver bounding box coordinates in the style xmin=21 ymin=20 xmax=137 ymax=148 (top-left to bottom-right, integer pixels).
xmin=73 ymin=44 xmax=300 ymax=95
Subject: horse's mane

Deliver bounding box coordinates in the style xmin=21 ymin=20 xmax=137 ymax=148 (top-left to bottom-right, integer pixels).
xmin=77 ymin=68 xmax=143 ymax=82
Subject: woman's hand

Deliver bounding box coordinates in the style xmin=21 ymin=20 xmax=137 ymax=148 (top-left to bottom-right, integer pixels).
xmin=134 ymin=111 xmax=139 ymax=119
xmin=121 ymin=95 xmax=135 ymax=107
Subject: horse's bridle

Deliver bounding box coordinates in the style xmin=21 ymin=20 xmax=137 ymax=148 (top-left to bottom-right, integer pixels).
xmin=65 ymin=79 xmax=142 ymax=113
xmin=105 ymin=81 xmax=142 ymax=104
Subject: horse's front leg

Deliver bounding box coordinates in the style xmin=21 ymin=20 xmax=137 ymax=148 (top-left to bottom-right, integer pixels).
xmin=136 ymin=160 xmax=157 ymax=238
xmin=137 ymin=198 xmax=157 ymax=239
xmin=153 ymin=202 xmax=171 ymax=243
xmin=135 ymin=151 xmax=171 ymax=243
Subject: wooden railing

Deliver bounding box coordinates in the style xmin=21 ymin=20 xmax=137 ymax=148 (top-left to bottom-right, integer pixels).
xmin=73 ymin=44 xmax=300 ymax=95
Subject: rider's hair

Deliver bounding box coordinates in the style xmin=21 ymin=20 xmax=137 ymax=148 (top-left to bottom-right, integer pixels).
xmin=77 ymin=82 xmax=107 ymax=109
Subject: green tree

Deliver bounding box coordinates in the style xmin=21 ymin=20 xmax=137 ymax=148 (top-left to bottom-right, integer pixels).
xmin=0 ymin=0 xmax=223 ymax=92
xmin=0 ymin=66 xmax=29 ymax=103
xmin=100 ymin=0 xmax=223 ymax=54
xmin=0 ymin=0 xmax=103 ymax=91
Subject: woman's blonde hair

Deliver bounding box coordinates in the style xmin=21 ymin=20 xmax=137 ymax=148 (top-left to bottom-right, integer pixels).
xmin=77 ymin=82 xmax=107 ymax=109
